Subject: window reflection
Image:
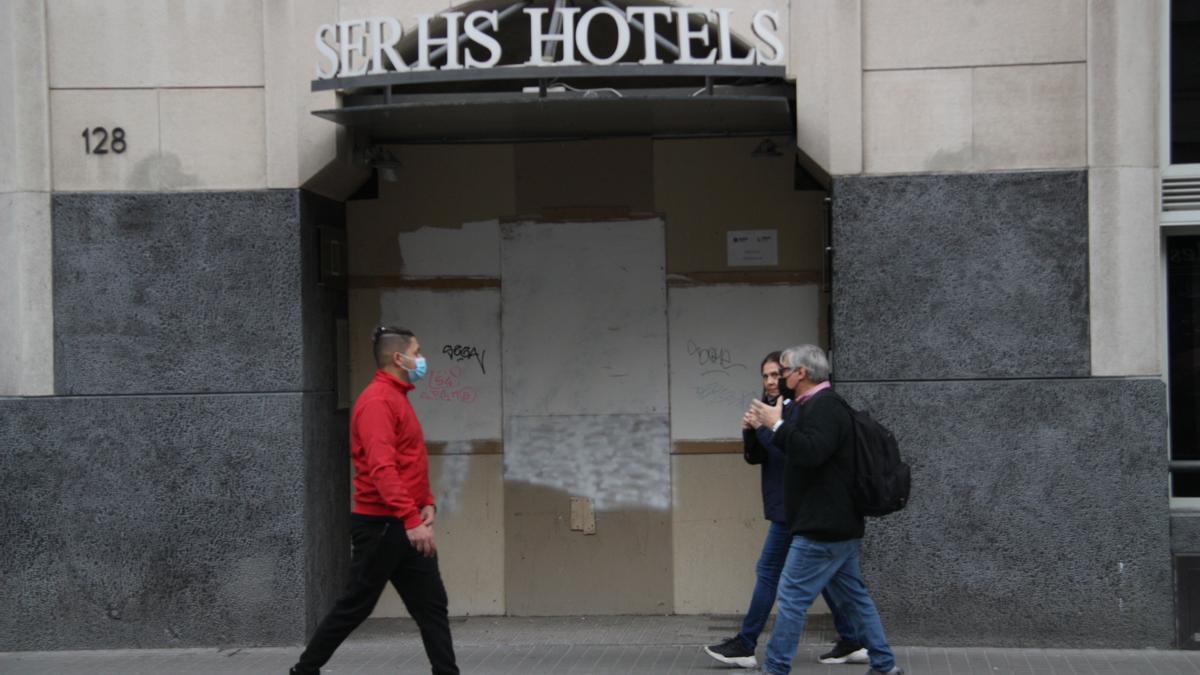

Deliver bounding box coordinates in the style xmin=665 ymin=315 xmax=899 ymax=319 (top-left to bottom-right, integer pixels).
xmin=1169 ymin=236 xmax=1200 ymax=497
xmin=1171 ymin=1 xmax=1200 ymax=164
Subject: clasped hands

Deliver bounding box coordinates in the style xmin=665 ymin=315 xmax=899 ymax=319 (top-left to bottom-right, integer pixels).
xmin=743 ymin=396 xmax=784 ymax=431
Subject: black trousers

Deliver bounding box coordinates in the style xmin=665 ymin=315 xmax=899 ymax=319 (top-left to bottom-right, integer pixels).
xmin=295 ymin=515 xmax=459 ymax=675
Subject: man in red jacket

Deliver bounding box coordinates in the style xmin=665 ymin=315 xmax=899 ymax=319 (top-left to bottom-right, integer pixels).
xmin=291 ymin=326 xmax=459 ymax=675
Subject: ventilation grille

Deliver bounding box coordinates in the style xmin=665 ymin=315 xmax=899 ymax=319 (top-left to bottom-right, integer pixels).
xmin=1165 ymin=176 xmax=1200 ymax=212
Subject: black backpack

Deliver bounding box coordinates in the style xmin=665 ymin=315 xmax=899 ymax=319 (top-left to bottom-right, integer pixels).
xmin=831 ymin=393 xmax=911 ymax=517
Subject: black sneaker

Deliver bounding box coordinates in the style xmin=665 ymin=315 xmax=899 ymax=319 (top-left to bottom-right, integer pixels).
xmin=865 ymin=668 xmax=904 ymax=675
xmin=703 ymin=636 xmax=758 ymax=668
xmin=818 ymin=639 xmax=868 ymax=664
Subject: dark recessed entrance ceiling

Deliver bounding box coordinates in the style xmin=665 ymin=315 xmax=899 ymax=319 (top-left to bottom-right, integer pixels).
xmin=313 ymin=65 xmax=794 ymax=142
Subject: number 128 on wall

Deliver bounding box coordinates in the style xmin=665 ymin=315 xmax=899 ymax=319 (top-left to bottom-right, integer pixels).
xmin=82 ymin=127 xmax=126 ymax=155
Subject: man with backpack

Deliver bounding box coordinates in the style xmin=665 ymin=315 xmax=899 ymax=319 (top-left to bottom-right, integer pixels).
xmin=746 ymin=344 xmax=904 ymax=675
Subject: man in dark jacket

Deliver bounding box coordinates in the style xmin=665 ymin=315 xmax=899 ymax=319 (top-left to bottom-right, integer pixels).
xmin=705 ymin=352 xmax=866 ymax=669
xmin=747 ymin=344 xmax=902 ymax=675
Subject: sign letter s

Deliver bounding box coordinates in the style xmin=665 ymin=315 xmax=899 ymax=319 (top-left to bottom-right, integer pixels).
xmin=315 ymin=24 xmax=339 ymax=79
xmin=752 ymin=10 xmax=784 ymax=65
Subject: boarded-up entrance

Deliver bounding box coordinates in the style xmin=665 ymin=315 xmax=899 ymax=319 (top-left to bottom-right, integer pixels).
xmin=501 ymin=219 xmax=673 ymax=614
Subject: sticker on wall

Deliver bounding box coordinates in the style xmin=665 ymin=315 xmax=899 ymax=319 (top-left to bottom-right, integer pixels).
xmin=727 ymin=229 xmax=779 ymax=267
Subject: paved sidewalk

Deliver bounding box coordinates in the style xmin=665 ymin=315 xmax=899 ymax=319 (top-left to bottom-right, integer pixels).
xmin=2 ymin=615 xmax=1198 ymax=674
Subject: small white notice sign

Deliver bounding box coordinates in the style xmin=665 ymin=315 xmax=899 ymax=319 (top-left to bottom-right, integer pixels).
xmin=727 ymin=229 xmax=779 ymax=267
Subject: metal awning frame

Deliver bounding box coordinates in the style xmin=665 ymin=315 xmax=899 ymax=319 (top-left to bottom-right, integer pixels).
xmin=311 ymin=64 xmax=794 ymax=143
xmin=311 ymin=63 xmax=788 ymax=93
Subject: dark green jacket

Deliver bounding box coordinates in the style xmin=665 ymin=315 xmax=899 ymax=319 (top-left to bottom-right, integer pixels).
xmin=771 ymin=389 xmax=864 ymax=541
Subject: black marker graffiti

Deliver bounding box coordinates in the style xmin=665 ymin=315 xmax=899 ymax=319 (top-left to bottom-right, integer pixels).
xmin=686 ymin=339 xmax=746 ymax=376
xmin=442 ymin=344 xmax=486 ymax=374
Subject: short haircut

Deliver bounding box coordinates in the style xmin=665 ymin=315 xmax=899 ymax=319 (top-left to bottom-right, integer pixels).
xmin=373 ymin=325 xmax=415 ymax=368
xmin=780 ymin=344 xmax=830 ymax=383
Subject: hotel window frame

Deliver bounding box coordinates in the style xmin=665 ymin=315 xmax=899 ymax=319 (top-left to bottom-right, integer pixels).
xmin=1162 ymin=0 xmax=1200 ymax=185
xmin=1162 ymin=0 xmax=1200 ymax=507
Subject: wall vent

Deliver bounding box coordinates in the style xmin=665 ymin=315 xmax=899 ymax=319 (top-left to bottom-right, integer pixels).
xmin=1164 ymin=175 xmax=1200 ymax=212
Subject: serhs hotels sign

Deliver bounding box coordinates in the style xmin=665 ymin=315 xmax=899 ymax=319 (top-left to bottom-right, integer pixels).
xmin=314 ymin=5 xmax=785 ymax=79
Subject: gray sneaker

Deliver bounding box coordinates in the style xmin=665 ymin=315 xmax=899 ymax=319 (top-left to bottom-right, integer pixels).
xmin=866 ymin=668 xmax=904 ymax=675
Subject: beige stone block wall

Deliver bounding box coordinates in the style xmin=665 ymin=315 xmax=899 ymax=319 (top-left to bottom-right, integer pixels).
xmin=0 ymin=192 xmax=54 ymax=396
xmin=49 ymin=89 xmax=160 ymax=191
xmin=373 ymin=454 xmax=506 ymax=617
xmin=1088 ymin=0 xmax=1159 ymax=169
xmin=1089 ymin=171 xmax=1161 ymax=377
xmin=50 ymin=88 xmax=268 ymax=191
xmin=973 ymin=64 xmax=1087 ymax=170
xmin=847 ymin=0 xmax=1096 ymax=176
xmin=44 ymin=0 xmax=278 ymax=191
xmin=47 ymin=0 xmax=265 ymax=88
xmin=862 ymin=63 xmax=1086 ymax=175
xmin=789 ymin=0 xmax=861 ymax=176
xmin=265 ymin=0 xmax=340 ymax=191
xmin=159 ymin=89 xmax=267 ymax=190
xmin=1 ymin=0 xmax=51 ymax=195
xmin=344 ymin=0 xmax=448 ymax=33
xmin=863 ymin=69 xmax=973 ymax=174
xmin=1 ymin=0 xmax=53 ymax=396
xmin=1087 ymin=0 xmax=1163 ymax=378
xmin=862 ymin=0 xmax=1085 ymax=70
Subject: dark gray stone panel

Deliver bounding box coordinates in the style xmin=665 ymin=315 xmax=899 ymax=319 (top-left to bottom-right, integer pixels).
xmin=303 ymin=393 xmax=350 ymax=633
xmin=0 ymin=393 xmax=343 ymax=650
xmin=1172 ymin=513 xmax=1200 ymax=553
xmin=832 ymin=171 xmax=1089 ymax=381
xmin=299 ymin=191 xmax=347 ymax=394
xmin=838 ymin=378 xmax=1172 ymax=648
xmin=53 ymin=191 xmax=305 ymax=395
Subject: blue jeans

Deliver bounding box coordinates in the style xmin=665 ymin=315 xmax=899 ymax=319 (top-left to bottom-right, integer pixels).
xmin=763 ymin=536 xmax=896 ymax=674
xmin=737 ymin=523 xmax=858 ymax=649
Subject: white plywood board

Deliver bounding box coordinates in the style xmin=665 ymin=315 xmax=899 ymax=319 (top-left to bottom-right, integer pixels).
xmin=379 ymin=288 xmax=501 ymax=441
xmin=501 ymin=219 xmax=668 ymax=416
xmin=669 ymin=284 xmax=821 ymax=441
xmin=505 ymin=414 xmax=671 ymax=510
xmin=396 ymin=219 xmax=501 ymax=277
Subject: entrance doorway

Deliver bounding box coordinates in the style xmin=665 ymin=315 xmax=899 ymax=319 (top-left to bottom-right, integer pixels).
xmin=341 ymin=136 xmax=827 ymax=618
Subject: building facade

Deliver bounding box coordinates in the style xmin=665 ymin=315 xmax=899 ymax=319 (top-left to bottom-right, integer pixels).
xmin=1 ymin=0 xmax=1194 ymax=652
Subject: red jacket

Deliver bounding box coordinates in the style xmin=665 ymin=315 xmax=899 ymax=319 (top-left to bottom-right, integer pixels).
xmin=350 ymin=370 xmax=435 ymax=529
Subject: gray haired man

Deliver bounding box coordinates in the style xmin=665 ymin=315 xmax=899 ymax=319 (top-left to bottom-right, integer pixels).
xmin=746 ymin=345 xmax=903 ymax=675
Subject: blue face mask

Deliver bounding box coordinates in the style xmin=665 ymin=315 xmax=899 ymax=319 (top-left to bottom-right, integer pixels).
xmin=404 ymin=355 xmax=427 ymax=382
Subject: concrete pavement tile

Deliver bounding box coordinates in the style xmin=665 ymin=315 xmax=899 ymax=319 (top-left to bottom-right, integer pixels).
xmin=4 ymin=618 xmax=1200 ymax=674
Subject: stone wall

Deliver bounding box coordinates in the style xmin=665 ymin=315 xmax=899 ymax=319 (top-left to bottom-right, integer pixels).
xmin=0 ymin=190 xmax=348 ymax=650
xmin=832 ymin=170 xmax=1173 ymax=648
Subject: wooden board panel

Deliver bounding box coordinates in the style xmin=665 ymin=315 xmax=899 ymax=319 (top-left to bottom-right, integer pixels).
xmin=379 ymin=288 xmax=501 ymax=442
xmin=500 ymin=219 xmax=668 ymax=416
xmin=668 ymin=284 xmax=820 ymax=441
